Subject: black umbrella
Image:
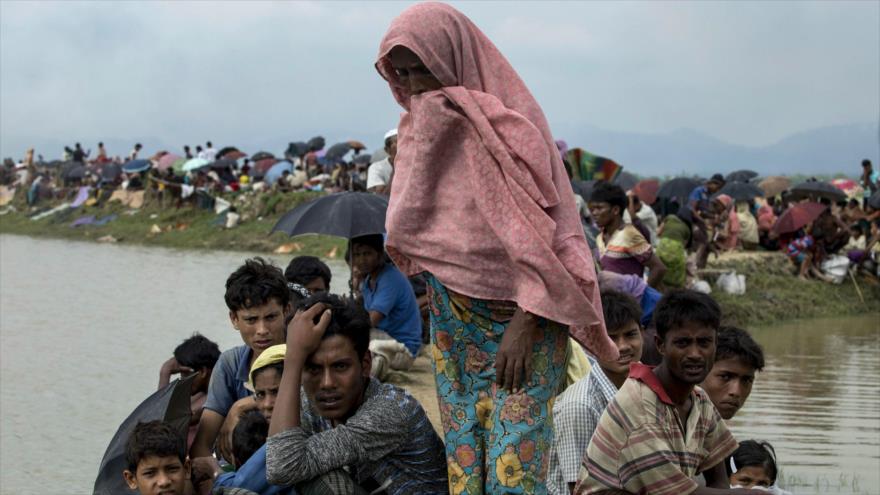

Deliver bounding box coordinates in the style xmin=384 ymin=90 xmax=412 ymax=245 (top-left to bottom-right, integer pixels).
xmin=286 ymin=141 xmax=310 ymax=158
xmin=93 ymin=373 xmax=195 ymax=495
xmin=250 ymin=151 xmax=275 ymax=162
xmin=101 ymin=163 xmax=122 ymax=181
xmin=325 ymin=142 xmax=353 ymax=161
xmin=307 ymin=136 xmax=325 ymax=152
xmin=867 ymin=190 xmax=880 ymax=210
xmin=272 ymin=192 xmax=388 ymax=239
xmin=713 ymin=182 xmax=764 ymax=202
xmin=44 ymin=160 xmax=65 ymax=168
xmin=572 ymin=180 xmax=597 ymax=203
xmin=789 ymin=181 xmax=846 ymax=202
xmin=215 ymin=146 xmax=238 ymax=159
xmin=725 ymin=169 xmax=758 ymax=183
xmin=63 ymin=164 xmax=87 ymax=181
xmin=209 ymin=158 xmax=238 ymax=171
xmin=613 ymin=171 xmax=638 ymax=191
xmin=657 ymin=177 xmax=702 ymax=202
xmin=352 ymin=154 xmax=372 ymax=166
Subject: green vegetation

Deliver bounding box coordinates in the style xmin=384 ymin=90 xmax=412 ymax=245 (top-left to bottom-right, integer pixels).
xmin=707 ymin=254 xmax=880 ymax=327
xmin=0 ymin=190 xmax=347 ymax=256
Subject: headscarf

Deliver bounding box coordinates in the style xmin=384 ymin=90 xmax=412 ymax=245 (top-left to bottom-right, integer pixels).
xmin=375 ymin=3 xmax=614 ymax=360
xmin=714 ymin=194 xmax=740 ymax=250
xmin=248 ymin=344 xmax=286 ymax=388
xmin=661 ymin=214 xmax=692 ymax=246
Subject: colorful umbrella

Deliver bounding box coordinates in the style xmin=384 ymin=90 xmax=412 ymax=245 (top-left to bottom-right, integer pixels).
xmin=156 ymin=153 xmax=181 ymax=172
xmin=632 ymin=179 xmax=660 ymax=205
xmin=171 ymin=157 xmax=188 ymax=175
xmin=758 ymin=176 xmax=790 ymax=197
xmin=264 ymin=161 xmax=293 ymax=185
xmin=830 ymin=178 xmax=863 ymax=200
xmin=565 ymin=148 xmax=622 ymax=182
xmin=219 ymin=150 xmax=247 ymax=161
xmin=613 ymin=171 xmax=638 ymax=191
xmin=250 ymin=158 xmax=279 ymax=178
xmin=182 ymin=158 xmax=210 ymax=172
xmin=772 ymin=202 xmax=826 ymax=234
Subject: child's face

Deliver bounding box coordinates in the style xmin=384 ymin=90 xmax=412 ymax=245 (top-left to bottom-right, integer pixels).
xmin=253 ymin=368 xmax=282 ymax=422
xmin=730 ymin=465 xmax=773 ymax=489
xmin=123 ymin=455 xmax=190 ymax=495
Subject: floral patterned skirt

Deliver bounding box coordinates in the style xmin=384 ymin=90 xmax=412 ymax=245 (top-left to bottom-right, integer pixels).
xmin=426 ymin=274 xmax=567 ymax=495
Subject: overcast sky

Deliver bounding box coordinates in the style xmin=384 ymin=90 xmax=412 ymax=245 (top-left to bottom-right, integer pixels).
xmin=1 ymin=0 xmax=878 ymax=158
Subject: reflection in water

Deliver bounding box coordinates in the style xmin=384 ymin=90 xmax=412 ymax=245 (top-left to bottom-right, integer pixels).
xmin=0 ymin=235 xmax=877 ymax=494
xmin=728 ymin=316 xmax=880 ymax=494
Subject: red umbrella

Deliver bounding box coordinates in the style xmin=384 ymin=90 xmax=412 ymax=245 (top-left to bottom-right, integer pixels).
xmin=632 ymin=179 xmax=660 ymax=205
xmin=772 ymin=202 xmax=826 ymax=234
xmin=221 ymin=150 xmax=247 ymax=161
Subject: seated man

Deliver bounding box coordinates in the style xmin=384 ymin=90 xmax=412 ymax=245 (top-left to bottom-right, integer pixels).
xmin=190 ymin=258 xmax=291 ymax=465
xmin=266 ymin=293 xmax=448 ymax=494
xmin=547 ymin=290 xmax=646 ymax=495
xmin=576 ymin=290 xmax=764 ymax=495
xmin=701 ymin=326 xmax=764 ymax=421
xmin=350 ymin=234 xmax=422 ymax=379
xmin=123 ymin=421 xmax=191 ymax=495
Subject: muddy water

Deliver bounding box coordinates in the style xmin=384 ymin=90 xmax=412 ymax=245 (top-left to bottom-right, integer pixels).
xmin=0 ymin=234 xmax=877 ymax=494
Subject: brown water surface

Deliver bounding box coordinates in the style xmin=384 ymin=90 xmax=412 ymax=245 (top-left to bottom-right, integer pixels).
xmin=0 ymin=234 xmax=877 ymax=494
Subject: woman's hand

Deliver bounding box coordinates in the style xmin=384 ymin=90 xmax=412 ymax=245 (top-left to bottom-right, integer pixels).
xmin=495 ymin=308 xmax=541 ymax=393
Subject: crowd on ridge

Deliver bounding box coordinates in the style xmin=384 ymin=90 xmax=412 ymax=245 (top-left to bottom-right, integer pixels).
xmin=5 ymin=3 xmax=879 ymax=495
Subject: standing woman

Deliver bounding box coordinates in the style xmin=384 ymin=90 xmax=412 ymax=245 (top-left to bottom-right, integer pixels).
xmin=375 ymin=4 xmax=617 ymax=494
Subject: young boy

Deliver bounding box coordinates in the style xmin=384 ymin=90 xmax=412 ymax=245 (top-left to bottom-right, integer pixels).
xmin=350 ymin=233 xmax=422 ymax=379
xmin=284 ymin=255 xmax=332 ymax=294
xmin=266 ymin=293 xmax=448 ymax=494
xmin=576 ymin=290 xmax=764 ymax=495
xmin=190 ymin=258 xmax=291 ymax=464
xmin=701 ymin=326 xmax=765 ymax=420
xmin=158 ymin=333 xmax=222 ymax=448
xmin=548 ymin=290 xmax=645 ymax=495
xmin=123 ymin=421 xmax=191 ymax=495
xmin=207 ymin=344 xmax=291 ymax=495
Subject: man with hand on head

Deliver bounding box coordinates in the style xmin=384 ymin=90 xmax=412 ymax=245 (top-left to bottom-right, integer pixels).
xmin=266 ymin=293 xmax=447 ymax=495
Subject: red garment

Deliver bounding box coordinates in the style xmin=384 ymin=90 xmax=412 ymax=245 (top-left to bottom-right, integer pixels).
xmin=376 ymin=2 xmax=614 ymax=359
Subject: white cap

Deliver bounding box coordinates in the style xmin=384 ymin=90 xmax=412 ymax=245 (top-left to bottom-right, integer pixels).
xmin=384 ymin=128 xmax=398 ymax=141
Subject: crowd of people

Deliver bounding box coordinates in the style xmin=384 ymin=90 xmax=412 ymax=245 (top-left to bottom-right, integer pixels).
xmin=5 ymin=3 xmax=875 ymax=495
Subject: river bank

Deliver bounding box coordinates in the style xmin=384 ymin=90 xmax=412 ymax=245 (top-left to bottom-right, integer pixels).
xmin=2 ymin=191 xmax=878 ymax=327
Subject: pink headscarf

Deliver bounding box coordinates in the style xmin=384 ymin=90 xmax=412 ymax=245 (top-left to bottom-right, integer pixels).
xmin=714 ymin=194 xmax=740 ymax=250
xmin=376 ymin=3 xmax=615 ymax=360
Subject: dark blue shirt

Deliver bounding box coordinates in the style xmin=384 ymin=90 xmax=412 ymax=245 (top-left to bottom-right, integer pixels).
xmin=204 ymin=345 xmax=253 ymax=416
xmin=361 ymin=264 xmax=422 ymax=356
xmin=214 ymin=443 xmax=293 ymax=495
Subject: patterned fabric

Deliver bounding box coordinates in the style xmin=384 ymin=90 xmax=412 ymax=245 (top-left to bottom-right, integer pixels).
xmin=375 ymin=2 xmax=616 ymax=361
xmin=656 ymin=238 xmax=687 ymax=288
xmin=736 ymin=202 xmax=759 ymax=245
xmin=296 ymin=470 xmax=369 ymax=495
xmin=786 ymin=234 xmax=814 ymax=261
xmin=596 ymin=224 xmax=654 ymax=277
xmin=575 ymin=364 xmax=738 ymax=495
xmin=265 ymin=379 xmax=448 ymax=495
xmin=547 ymin=357 xmax=618 ymax=495
xmin=427 ymin=275 xmax=567 ymax=495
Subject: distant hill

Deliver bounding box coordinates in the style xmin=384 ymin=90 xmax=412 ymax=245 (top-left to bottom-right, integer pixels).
xmin=554 ymin=122 xmax=879 ymax=178
xmin=3 ymin=122 xmax=877 ymax=178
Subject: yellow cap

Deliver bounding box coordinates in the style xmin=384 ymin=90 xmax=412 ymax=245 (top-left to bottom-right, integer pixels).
xmin=249 ymin=344 xmax=287 ymax=388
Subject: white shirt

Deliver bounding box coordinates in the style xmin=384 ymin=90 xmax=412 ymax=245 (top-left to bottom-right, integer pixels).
xmin=624 ymin=203 xmax=659 ymax=246
xmin=201 ymin=147 xmax=217 ymax=162
xmin=367 ymin=158 xmax=393 ymax=190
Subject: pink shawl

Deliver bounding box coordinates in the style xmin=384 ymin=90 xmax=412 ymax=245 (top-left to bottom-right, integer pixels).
xmin=715 ymin=194 xmax=740 ymax=250
xmin=376 ymin=2 xmax=616 ymax=360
